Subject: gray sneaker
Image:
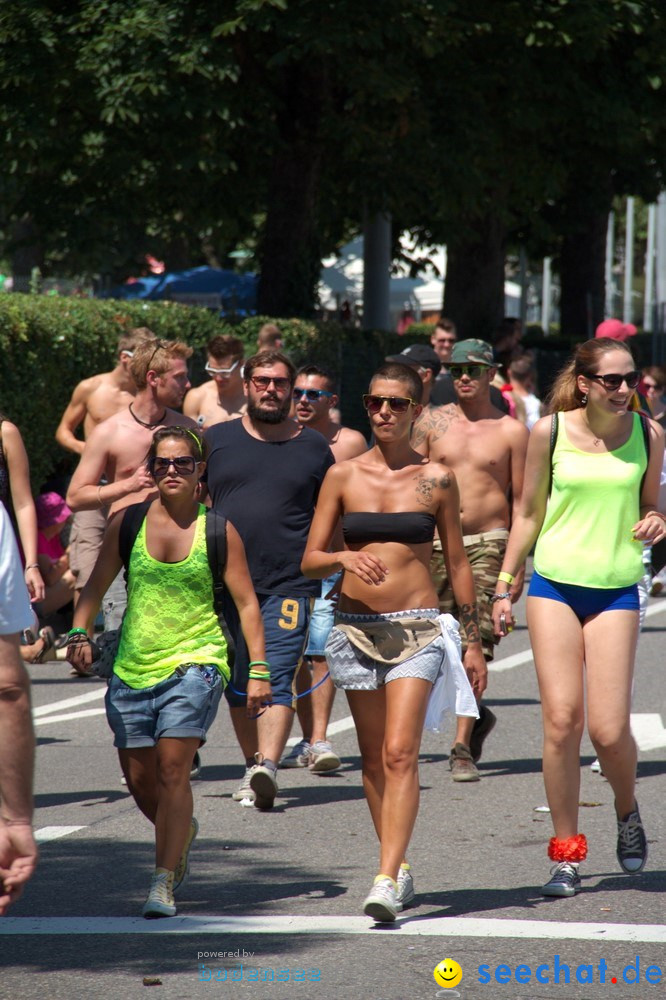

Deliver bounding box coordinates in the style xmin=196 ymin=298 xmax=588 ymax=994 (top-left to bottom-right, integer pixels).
xmin=231 ymin=764 xmax=257 ymax=802
xmin=396 ymin=866 xmax=415 ymax=911
xmin=249 ymin=753 xmax=278 ymax=810
xmin=309 ymin=740 xmax=341 ymax=773
xmin=279 ymin=739 xmax=311 ymax=768
xmin=449 ymin=743 xmax=480 ymax=782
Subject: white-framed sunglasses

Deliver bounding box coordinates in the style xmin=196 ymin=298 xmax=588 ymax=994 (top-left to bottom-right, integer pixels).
xmin=205 ymin=359 xmax=240 ymax=376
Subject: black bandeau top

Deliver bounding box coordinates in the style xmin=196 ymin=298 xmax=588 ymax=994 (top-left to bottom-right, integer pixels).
xmin=342 ymin=512 xmax=436 ymax=545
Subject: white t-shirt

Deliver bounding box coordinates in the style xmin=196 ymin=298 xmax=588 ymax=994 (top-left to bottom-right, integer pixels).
xmin=0 ymin=502 xmax=33 ymax=635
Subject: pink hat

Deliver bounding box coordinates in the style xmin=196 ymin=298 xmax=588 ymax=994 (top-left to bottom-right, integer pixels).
xmin=35 ymin=491 xmax=72 ymax=529
xmin=595 ymin=318 xmax=637 ymax=341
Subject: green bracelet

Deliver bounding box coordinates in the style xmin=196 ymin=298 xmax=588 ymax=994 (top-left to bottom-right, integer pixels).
xmin=68 ymin=628 xmax=89 ymax=637
xmin=248 ymin=660 xmax=270 ymax=669
xmin=249 ymin=671 xmax=271 ymax=681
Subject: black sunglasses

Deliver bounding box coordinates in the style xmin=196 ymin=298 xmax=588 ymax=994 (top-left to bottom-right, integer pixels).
xmin=586 ymin=371 xmax=641 ymax=391
xmin=293 ymin=387 xmax=333 ymax=402
xmin=248 ymin=375 xmax=292 ymax=392
xmin=362 ymin=394 xmax=416 ymax=414
xmin=448 ymin=364 xmax=487 ymax=379
xmin=149 ymin=455 xmax=197 ymax=478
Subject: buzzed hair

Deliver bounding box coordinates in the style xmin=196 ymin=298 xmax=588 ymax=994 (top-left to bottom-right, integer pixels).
xmin=370 ymin=362 xmax=423 ymax=403
xmin=257 ymin=323 xmax=282 ymax=349
xmin=130 ymin=339 xmax=193 ymax=389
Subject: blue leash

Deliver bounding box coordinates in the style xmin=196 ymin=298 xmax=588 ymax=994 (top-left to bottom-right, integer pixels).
xmin=228 ymin=670 xmax=331 ymax=719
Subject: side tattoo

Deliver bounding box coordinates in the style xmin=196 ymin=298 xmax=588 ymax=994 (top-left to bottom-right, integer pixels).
xmin=459 ymin=602 xmax=481 ymax=645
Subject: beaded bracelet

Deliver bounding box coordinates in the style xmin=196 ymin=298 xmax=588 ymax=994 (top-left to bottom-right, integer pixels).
xmin=490 ymin=592 xmax=512 ymax=603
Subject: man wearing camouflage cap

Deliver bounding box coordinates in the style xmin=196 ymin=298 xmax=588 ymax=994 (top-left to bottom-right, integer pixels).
xmin=413 ymin=339 xmax=529 ymax=781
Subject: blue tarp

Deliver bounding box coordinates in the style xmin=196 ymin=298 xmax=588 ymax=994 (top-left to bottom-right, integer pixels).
xmin=100 ymin=266 xmax=257 ymax=314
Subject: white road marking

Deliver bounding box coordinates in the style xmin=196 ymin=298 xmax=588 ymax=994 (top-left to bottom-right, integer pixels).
xmin=34 ymin=708 xmax=106 ymax=726
xmin=34 ymin=826 xmax=87 ymax=843
xmin=0 ymin=915 xmax=665 ymax=942
xmin=631 ymin=713 xmax=666 ymax=750
xmin=33 ymin=688 xmax=105 ymax=717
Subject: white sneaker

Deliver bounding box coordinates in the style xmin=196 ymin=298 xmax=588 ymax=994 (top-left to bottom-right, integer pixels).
xmin=279 ymin=739 xmax=311 ymax=768
xmin=142 ymin=870 xmax=176 ymax=918
xmin=396 ymin=865 xmax=415 ymax=911
xmin=363 ymin=876 xmax=398 ymax=922
xmin=231 ymin=764 xmax=257 ymax=802
xmin=308 ymin=740 xmax=341 ymax=773
xmin=590 ymin=758 xmax=603 ymax=774
xmin=249 ymin=753 xmax=278 ymax=810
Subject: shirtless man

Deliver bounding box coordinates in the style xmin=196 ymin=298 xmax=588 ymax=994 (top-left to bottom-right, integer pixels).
xmin=183 ymin=335 xmax=246 ymax=428
xmin=56 ymin=329 xmax=154 ymax=601
xmin=66 ymin=339 xmax=194 ymax=630
xmin=413 ymin=339 xmax=528 ymax=782
xmin=283 ymin=364 xmax=367 ymax=772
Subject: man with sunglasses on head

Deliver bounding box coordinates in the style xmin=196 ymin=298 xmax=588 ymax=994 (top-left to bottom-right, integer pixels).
xmin=283 ymin=365 xmax=367 ymax=772
xmin=183 ymin=335 xmax=247 ymax=429
xmin=413 ymin=339 xmax=529 ymax=782
xmin=204 ymin=351 xmax=335 ymax=810
xmin=66 ymin=339 xmax=196 ymax=631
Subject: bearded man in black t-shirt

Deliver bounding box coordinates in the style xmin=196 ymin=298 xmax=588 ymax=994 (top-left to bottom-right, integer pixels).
xmin=205 ymin=351 xmax=334 ymax=810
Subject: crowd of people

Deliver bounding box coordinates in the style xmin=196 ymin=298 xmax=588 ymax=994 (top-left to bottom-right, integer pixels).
xmin=1 ymin=315 xmax=664 ymax=922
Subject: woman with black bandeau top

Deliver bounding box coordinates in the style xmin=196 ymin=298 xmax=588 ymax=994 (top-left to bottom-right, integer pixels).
xmin=302 ymin=362 xmax=485 ymax=923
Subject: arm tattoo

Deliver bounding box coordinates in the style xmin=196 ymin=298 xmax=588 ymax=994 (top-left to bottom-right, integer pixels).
xmin=459 ymin=602 xmax=481 ymax=645
xmin=414 ymin=472 xmax=452 ymax=507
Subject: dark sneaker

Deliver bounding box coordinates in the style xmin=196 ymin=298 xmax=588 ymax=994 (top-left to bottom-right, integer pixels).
xmin=279 ymin=739 xmax=311 ymax=768
xmin=469 ymin=706 xmax=497 ymax=763
xmin=249 ymin=753 xmax=278 ymax=810
xmin=617 ymin=805 xmax=647 ymax=873
xmin=363 ymin=876 xmax=397 ymax=922
xmin=449 ymin=743 xmax=480 ymax=782
xmin=541 ymin=862 xmax=581 ymax=897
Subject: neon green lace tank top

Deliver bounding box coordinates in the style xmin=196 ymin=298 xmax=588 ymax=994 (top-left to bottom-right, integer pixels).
xmin=534 ymin=412 xmax=646 ymax=588
xmin=113 ymin=504 xmax=230 ymax=689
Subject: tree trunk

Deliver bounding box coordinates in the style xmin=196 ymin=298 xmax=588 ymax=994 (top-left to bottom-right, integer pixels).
xmin=559 ymin=209 xmax=608 ymax=339
xmin=443 ymin=213 xmax=506 ymax=342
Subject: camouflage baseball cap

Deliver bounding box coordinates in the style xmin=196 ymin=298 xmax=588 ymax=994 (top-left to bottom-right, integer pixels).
xmin=450 ymin=339 xmax=494 ymax=366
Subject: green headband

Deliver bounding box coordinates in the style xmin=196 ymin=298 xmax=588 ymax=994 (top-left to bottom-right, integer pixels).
xmin=185 ymin=428 xmax=203 ymax=457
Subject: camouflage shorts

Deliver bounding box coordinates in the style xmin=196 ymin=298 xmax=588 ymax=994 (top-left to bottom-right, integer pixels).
xmin=431 ymin=530 xmax=508 ymax=661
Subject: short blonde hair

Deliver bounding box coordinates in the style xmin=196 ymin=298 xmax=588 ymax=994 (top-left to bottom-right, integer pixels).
xmin=130 ymin=339 xmax=192 ymax=389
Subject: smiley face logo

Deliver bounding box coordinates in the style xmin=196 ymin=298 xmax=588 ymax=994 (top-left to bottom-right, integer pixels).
xmin=433 ymin=958 xmax=463 ymax=988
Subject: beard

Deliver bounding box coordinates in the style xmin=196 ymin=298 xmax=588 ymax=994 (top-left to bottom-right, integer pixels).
xmin=248 ymin=396 xmax=291 ymax=424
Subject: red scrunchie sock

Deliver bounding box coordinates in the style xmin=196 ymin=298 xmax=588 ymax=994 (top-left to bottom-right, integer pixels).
xmin=548 ymin=834 xmax=587 ymax=862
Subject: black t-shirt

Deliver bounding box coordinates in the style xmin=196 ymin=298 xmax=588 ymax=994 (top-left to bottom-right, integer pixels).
xmin=205 ymin=419 xmax=334 ymax=595
xmin=430 ymin=373 xmax=509 ymax=413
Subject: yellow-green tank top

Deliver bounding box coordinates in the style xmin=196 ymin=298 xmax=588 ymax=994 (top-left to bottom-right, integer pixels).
xmin=114 ymin=505 xmax=230 ymax=689
xmin=534 ymin=412 xmax=646 ymax=589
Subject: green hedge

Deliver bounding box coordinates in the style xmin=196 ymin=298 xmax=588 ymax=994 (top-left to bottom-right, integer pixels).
xmin=0 ymin=294 xmax=432 ymax=490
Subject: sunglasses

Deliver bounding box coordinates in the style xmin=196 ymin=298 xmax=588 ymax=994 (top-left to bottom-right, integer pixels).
xmin=362 ymin=394 xmax=416 ymax=414
xmin=448 ymin=364 xmax=488 ymax=379
xmin=145 ymin=338 xmax=170 ymax=373
xmin=205 ymin=360 xmax=240 ymax=376
xmin=293 ymin=387 xmax=333 ymax=402
xmin=248 ymin=375 xmax=292 ymax=392
xmin=586 ymin=371 xmax=641 ymax=391
xmin=149 ymin=456 xmax=198 ymax=478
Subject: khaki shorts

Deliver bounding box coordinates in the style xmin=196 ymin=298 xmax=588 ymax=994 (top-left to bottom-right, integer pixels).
xmin=431 ymin=530 xmax=508 ymax=661
xmin=69 ymin=506 xmax=107 ymax=592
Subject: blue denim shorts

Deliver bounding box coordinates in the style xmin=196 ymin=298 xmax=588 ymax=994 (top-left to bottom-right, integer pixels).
xmin=304 ymin=573 xmax=340 ymax=656
xmin=224 ymin=594 xmax=310 ymax=708
xmin=105 ymin=664 xmax=224 ymax=748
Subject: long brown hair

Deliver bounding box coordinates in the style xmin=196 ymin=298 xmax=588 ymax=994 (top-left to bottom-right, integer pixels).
xmin=545 ymin=338 xmax=634 ymax=413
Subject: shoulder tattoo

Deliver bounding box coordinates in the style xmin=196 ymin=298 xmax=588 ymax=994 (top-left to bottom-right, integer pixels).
xmin=413 ymin=471 xmax=452 ymax=507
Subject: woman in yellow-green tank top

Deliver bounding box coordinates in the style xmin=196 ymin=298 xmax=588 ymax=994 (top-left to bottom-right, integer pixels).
xmin=492 ymin=338 xmax=665 ymax=899
xmin=67 ymin=427 xmax=269 ymax=919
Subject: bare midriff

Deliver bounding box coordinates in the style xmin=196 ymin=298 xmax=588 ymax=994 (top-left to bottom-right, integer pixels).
xmin=338 ymin=540 xmax=438 ymax=614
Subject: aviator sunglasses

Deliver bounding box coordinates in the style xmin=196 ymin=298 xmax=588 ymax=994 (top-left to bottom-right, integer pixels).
xmin=293 ymin=387 xmax=333 ymax=402
xmin=149 ymin=455 xmax=198 ymax=478
xmin=448 ymin=364 xmax=488 ymax=379
xmin=362 ymin=394 xmax=416 ymax=414
xmin=585 ymin=370 xmax=641 ymax=391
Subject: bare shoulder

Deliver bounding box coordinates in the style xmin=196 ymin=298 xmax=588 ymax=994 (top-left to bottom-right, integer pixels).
xmin=334 ymin=426 xmax=367 ymax=460
xmin=647 ymin=415 xmax=665 ymax=444
xmin=499 ymin=412 xmax=530 ymax=445
xmin=74 ymin=373 xmax=107 ymax=399
xmin=418 ymin=458 xmax=456 ymax=490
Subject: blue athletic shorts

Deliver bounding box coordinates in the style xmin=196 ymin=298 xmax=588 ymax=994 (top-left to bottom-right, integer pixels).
xmin=224 ymin=593 xmax=311 ymax=708
xmin=305 ymin=572 xmax=340 ymax=657
xmin=105 ymin=664 xmax=224 ymax=749
xmin=528 ymin=570 xmax=639 ymax=622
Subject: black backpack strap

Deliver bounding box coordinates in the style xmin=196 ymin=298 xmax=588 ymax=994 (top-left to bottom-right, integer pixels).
xmin=548 ymin=412 xmax=558 ymax=497
xmin=118 ymin=500 xmax=152 ymax=582
xmin=205 ymin=507 xmax=235 ymax=666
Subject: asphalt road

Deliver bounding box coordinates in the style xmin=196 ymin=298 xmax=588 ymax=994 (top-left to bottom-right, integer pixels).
xmin=2 ymin=580 xmax=666 ymax=1000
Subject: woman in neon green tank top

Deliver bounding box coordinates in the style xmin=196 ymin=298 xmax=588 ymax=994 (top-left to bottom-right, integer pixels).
xmin=67 ymin=426 xmax=269 ymax=919
xmin=492 ymin=339 xmax=665 ymax=899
